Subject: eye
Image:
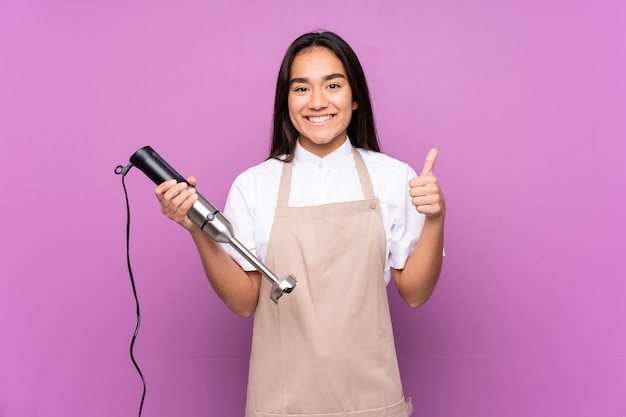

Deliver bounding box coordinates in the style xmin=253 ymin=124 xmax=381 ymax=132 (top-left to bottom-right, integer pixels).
xmin=328 ymin=83 xmax=340 ymax=89
xmin=293 ymin=86 xmax=308 ymax=93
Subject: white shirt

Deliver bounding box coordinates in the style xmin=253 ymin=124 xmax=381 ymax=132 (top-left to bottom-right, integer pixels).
xmin=222 ymin=139 xmax=425 ymax=285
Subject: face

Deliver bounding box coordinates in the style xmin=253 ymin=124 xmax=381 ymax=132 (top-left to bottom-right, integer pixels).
xmin=288 ymin=47 xmax=358 ymax=157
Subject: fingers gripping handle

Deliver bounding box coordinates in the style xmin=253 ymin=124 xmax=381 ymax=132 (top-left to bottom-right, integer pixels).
xmin=128 ymin=146 xmax=296 ymax=303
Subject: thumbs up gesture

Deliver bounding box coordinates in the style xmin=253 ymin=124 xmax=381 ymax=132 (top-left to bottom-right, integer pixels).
xmin=409 ymin=149 xmax=446 ymax=220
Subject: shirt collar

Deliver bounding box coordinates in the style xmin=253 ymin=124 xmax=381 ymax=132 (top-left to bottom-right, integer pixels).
xmin=293 ymin=138 xmax=352 ymax=171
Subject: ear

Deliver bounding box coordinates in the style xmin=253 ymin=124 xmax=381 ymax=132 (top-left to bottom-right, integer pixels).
xmin=352 ymin=101 xmax=359 ymax=110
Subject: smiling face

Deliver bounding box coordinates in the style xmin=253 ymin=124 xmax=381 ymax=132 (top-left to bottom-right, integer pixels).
xmin=288 ymin=47 xmax=359 ymax=157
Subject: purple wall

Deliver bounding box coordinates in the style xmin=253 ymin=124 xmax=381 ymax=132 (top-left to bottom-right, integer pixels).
xmin=1 ymin=1 xmax=624 ymax=416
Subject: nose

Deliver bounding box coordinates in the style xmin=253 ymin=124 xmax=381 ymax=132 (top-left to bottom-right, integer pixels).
xmin=308 ymin=87 xmax=327 ymax=110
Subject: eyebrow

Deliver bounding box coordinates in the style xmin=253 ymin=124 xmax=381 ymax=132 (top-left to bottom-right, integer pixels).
xmin=289 ymin=73 xmax=347 ymax=85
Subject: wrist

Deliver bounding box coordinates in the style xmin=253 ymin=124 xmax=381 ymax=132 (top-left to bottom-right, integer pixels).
xmin=188 ymin=224 xmax=205 ymax=237
xmin=423 ymin=212 xmax=445 ymax=230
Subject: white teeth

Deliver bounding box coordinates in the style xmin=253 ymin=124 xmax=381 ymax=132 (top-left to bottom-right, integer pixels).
xmin=307 ymin=115 xmax=333 ymax=123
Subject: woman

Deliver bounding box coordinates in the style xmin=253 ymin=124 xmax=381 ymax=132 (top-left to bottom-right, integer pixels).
xmin=156 ymin=31 xmax=445 ymax=417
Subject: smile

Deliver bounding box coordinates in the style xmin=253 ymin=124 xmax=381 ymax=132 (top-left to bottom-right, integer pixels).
xmin=306 ymin=115 xmax=335 ymax=123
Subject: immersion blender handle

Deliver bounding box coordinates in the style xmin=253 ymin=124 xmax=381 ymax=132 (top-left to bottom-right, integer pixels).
xmin=129 ymin=146 xmax=228 ymax=241
xmin=127 ymin=146 xmax=297 ymax=302
xmin=130 ymin=146 xmax=187 ymax=184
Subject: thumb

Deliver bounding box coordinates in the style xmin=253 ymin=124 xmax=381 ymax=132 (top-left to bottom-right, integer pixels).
xmin=186 ymin=175 xmax=198 ymax=187
xmin=420 ymin=148 xmax=438 ymax=176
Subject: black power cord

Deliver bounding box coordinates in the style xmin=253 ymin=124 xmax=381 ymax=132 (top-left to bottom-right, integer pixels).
xmin=115 ymin=163 xmax=146 ymax=417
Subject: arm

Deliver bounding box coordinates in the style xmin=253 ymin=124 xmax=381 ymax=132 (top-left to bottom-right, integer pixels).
xmin=155 ymin=177 xmax=261 ymax=317
xmin=392 ymin=149 xmax=446 ymax=308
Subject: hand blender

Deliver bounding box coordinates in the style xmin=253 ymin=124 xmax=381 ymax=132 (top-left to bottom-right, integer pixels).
xmin=128 ymin=146 xmax=297 ymax=303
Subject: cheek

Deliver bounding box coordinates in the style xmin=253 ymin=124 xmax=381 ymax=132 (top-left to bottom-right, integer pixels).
xmin=287 ymin=96 xmax=302 ymax=124
xmin=287 ymin=104 xmax=297 ymax=125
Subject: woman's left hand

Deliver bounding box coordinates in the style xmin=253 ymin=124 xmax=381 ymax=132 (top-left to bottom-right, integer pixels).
xmin=409 ymin=148 xmax=446 ymax=220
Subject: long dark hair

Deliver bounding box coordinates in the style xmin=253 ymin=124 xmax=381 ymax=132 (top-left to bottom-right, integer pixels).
xmin=269 ymin=31 xmax=380 ymax=161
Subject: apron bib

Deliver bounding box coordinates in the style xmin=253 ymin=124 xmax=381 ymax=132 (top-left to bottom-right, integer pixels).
xmin=245 ymin=147 xmax=412 ymax=417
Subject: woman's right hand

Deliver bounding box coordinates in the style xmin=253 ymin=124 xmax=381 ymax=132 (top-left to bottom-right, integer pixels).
xmin=155 ymin=176 xmax=200 ymax=231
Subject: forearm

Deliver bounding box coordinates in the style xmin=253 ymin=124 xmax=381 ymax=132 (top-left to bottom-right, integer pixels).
xmin=190 ymin=228 xmax=261 ymax=317
xmin=393 ymin=216 xmax=444 ymax=308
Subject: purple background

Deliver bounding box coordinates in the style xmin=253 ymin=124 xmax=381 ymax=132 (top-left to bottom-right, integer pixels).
xmin=1 ymin=0 xmax=625 ymax=416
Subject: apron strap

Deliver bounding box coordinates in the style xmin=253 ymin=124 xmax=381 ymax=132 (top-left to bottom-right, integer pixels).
xmin=351 ymin=147 xmax=376 ymax=201
xmin=277 ymin=160 xmax=293 ymax=208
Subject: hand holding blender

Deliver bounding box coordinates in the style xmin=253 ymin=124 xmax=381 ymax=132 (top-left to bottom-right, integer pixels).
xmin=129 ymin=146 xmax=297 ymax=304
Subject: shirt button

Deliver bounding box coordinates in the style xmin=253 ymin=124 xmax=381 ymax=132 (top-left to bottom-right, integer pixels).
xmin=318 ymin=164 xmax=323 ymax=169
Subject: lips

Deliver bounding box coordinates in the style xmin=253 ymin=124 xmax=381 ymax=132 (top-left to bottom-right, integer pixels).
xmin=306 ymin=114 xmax=335 ymax=123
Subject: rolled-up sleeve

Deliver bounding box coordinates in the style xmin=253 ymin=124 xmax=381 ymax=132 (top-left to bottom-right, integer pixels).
xmin=386 ymin=165 xmax=425 ymax=276
xmin=221 ymin=171 xmax=258 ymax=271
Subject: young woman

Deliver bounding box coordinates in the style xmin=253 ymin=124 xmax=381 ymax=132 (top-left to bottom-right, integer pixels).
xmin=155 ymin=31 xmax=445 ymax=417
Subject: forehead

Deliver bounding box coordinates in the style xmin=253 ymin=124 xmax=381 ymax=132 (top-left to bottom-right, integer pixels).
xmin=290 ymin=47 xmax=347 ymax=79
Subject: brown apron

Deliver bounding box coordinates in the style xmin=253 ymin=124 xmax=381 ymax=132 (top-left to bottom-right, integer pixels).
xmin=245 ymin=147 xmax=413 ymax=417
